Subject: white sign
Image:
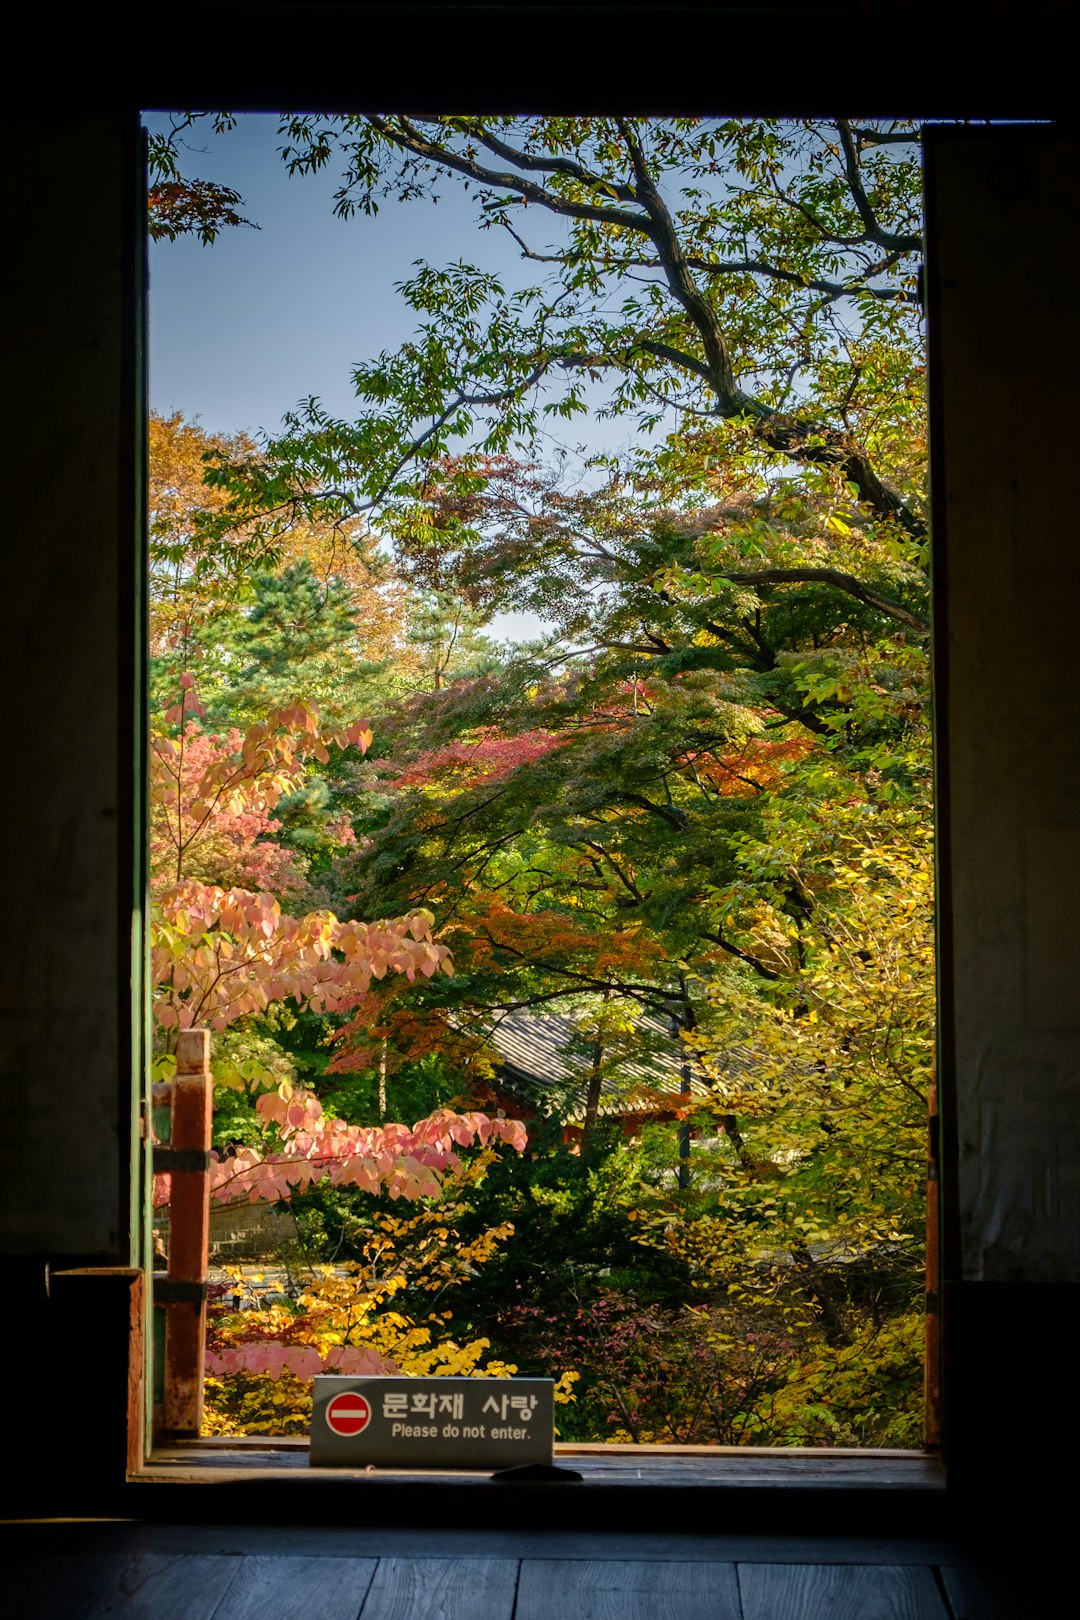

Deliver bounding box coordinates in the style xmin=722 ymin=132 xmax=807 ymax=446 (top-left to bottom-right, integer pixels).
xmin=310 ymin=1375 xmax=554 ymax=1468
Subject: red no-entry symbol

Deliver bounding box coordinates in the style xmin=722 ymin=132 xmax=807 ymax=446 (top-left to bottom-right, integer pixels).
xmin=326 ymin=1391 xmax=372 ymax=1437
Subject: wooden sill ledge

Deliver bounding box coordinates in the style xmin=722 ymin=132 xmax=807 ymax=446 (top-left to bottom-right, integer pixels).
xmin=139 ymin=1438 xmax=944 ymax=1491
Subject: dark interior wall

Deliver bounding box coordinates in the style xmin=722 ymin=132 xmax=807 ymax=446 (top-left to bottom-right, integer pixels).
xmin=2 ymin=114 xmax=141 ymax=1266
xmin=926 ymin=128 xmax=1080 ymax=1509
xmin=1 ymin=112 xmax=145 ymax=1492
xmin=2 ymin=2 xmax=1078 ymax=1518
xmin=928 ymin=130 xmax=1080 ymax=1292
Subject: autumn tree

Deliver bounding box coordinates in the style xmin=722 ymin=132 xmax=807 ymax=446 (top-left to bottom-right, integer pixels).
xmin=149 ymin=410 xmax=411 ymax=708
xmin=147 ymin=114 xmax=255 ymax=247
xmin=171 ymin=119 xmax=917 ymax=544
xmin=333 ymin=463 xmax=927 ymax=1049
xmin=148 ymin=115 xmax=932 ymax=1443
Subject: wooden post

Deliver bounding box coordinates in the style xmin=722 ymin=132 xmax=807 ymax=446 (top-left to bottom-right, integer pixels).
xmin=163 ymin=1027 xmax=212 ymax=1437
xmin=924 ymin=1069 xmax=941 ymax=1451
xmin=50 ymin=1268 xmax=145 ymax=1481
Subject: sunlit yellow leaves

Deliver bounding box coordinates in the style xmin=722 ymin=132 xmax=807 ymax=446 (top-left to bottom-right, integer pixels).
xmin=201 ymin=1197 xmax=544 ymax=1436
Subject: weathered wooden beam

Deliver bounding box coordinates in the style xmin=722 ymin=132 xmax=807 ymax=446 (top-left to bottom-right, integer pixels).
xmin=924 ymin=1071 xmax=941 ymax=1452
xmin=50 ymin=1267 xmax=145 ymax=1479
xmin=163 ymin=1028 xmax=212 ymax=1438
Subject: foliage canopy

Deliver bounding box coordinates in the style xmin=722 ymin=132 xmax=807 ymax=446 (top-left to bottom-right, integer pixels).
xmin=148 ymin=113 xmax=931 ymax=1446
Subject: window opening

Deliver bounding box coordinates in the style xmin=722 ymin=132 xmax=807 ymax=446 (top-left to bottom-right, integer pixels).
xmin=145 ymin=112 xmax=934 ymax=1455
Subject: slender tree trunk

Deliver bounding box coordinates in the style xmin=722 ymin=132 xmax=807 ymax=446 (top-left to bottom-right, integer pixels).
xmin=790 ymin=1242 xmax=851 ymax=1348
xmin=673 ymin=994 xmax=696 ymax=1189
xmin=581 ymin=1032 xmax=604 ymax=1157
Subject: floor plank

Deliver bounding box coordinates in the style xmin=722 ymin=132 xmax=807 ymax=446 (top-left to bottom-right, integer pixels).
xmin=88 ymin=1554 xmax=246 ymax=1620
xmin=738 ymin=1563 xmax=950 ymax=1620
xmin=212 ymin=1555 xmax=376 ymax=1620
xmin=516 ymin=1559 xmax=742 ymax=1619
xmin=358 ymin=1557 xmax=518 ymax=1620
xmin=5 ymin=1552 xmax=246 ymax=1620
xmin=140 ymin=1446 xmax=944 ymax=1491
xmin=939 ymin=1563 xmax=1059 ymax=1619
xmin=4 ymin=1554 xmax=136 ymax=1620
xmin=6 ymin=1552 xmax=246 ymax=1620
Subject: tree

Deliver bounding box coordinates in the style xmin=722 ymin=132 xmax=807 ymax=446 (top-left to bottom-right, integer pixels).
xmin=209 ymin=557 xmax=383 ymax=726
xmin=401 ymin=589 xmax=505 ymax=694
xmin=149 ymin=410 xmax=262 ymax=669
xmin=150 ymin=406 xmax=420 ymax=741
xmin=201 ymin=1179 xmax=577 ymax=1436
xmin=146 ymin=665 xmax=532 ymax=1430
xmin=148 ymin=672 xmax=530 ymax=1194
xmin=270 ymin=443 xmax=927 ymax=1453
xmin=176 ymin=119 xmax=917 ymax=549
xmin=332 ymin=465 xmax=927 ymax=1050
xmin=147 ymin=114 xmax=255 ymax=247
xmin=148 ymin=114 xmax=932 ymax=1443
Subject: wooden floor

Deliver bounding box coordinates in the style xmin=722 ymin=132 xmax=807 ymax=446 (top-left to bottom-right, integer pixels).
xmin=0 ymin=1521 xmax=1050 ymax=1619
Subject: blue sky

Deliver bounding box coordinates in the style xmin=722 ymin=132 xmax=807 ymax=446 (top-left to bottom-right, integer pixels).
xmin=147 ymin=113 xmax=521 ymax=437
xmin=146 ymin=112 xmax=590 ymax=638
xmin=146 ymin=112 xmax=632 ymax=470
xmin=145 ymin=112 xmax=663 ymax=639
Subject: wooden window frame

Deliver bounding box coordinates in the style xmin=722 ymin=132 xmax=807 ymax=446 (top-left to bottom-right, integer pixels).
xmin=14 ymin=1 xmax=1071 ymax=1533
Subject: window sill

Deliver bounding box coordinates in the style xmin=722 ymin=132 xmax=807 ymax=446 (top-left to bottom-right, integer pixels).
xmin=138 ymin=1437 xmax=943 ymax=1490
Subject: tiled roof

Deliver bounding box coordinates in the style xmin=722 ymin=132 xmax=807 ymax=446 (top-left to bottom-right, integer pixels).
xmin=487 ymin=1009 xmax=714 ymax=1121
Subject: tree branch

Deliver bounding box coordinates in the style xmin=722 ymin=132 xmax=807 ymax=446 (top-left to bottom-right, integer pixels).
xmin=616 ymin=790 xmax=689 ymax=833
xmin=363 ymin=117 xmax=926 ymax=539
xmin=449 ymin=119 xmax=638 ymax=202
xmin=700 ymin=930 xmax=780 ymax=982
xmin=688 ymin=249 xmax=917 ymax=304
xmin=370 ymin=116 xmax=651 ymax=234
xmin=498 ymin=220 xmax=916 ymax=305
xmin=849 ymin=127 xmax=921 ymax=148
xmin=633 ymin=337 xmax=714 ymax=387
xmin=834 ymin=120 xmax=921 ymax=253
xmin=720 ymin=567 xmax=928 ymax=633
xmin=617 ymin=118 xmax=739 ymax=411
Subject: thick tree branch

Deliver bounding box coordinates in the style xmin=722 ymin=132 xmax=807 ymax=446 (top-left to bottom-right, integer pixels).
xmin=615 ymin=123 xmax=925 ymax=538
xmin=633 ymin=337 xmax=714 ymax=386
xmin=369 ymin=116 xmax=651 ymax=234
xmin=849 ymin=127 xmax=921 ymax=148
xmin=617 ymin=118 xmax=740 ymax=411
xmin=364 ymin=116 xmax=926 ymax=539
xmin=499 ymin=220 xmax=917 ymax=305
xmin=749 ymin=417 xmax=926 ymax=540
xmin=765 ymin=699 xmax=833 ymax=739
xmin=688 ymin=249 xmax=917 ymax=304
xmin=449 ymin=119 xmax=638 ymax=202
xmin=616 ymin=790 xmax=689 ymax=833
xmin=835 ymin=120 xmax=922 ymax=254
xmin=720 ymin=567 xmax=928 ymax=633
xmin=700 ymin=930 xmax=780 ymax=982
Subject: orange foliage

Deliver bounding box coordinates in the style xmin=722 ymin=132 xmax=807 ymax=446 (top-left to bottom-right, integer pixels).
xmin=330 ymin=990 xmax=495 ymax=1082
xmin=394 ymin=728 xmax=570 ymax=791
xmin=466 ymin=900 xmax=666 ymax=980
xmin=683 ymin=733 xmax=816 ymax=797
